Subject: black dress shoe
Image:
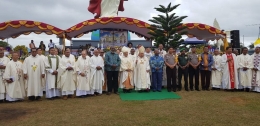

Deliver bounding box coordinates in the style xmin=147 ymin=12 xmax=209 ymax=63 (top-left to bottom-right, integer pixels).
xmin=185 ymin=89 xmax=189 ymax=91
xmin=172 ymin=90 xmax=177 ymax=92
xmin=190 ymin=89 xmax=194 ymax=91
xmin=195 ymin=89 xmax=200 ymax=91
xmin=35 ymin=96 xmax=42 ymax=101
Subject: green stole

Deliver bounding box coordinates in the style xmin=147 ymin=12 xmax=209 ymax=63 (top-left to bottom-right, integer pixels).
xmin=47 ymin=55 xmax=59 ymax=88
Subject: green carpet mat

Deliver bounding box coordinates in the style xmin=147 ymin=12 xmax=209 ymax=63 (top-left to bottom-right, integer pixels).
xmin=119 ymin=89 xmax=181 ymax=101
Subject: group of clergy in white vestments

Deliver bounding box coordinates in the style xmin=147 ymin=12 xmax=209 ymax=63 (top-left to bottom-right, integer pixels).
xmin=212 ymin=46 xmax=260 ymax=92
xmin=1 ymin=44 xmax=260 ymax=103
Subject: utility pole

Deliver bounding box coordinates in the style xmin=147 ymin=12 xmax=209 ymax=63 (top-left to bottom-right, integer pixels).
xmin=258 ymin=26 xmax=260 ymax=38
xmin=243 ymin=35 xmax=244 ymax=47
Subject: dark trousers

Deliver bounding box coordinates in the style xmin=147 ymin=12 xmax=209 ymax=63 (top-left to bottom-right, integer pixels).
xmin=166 ymin=66 xmax=177 ymax=91
xmin=152 ymin=72 xmax=163 ymax=91
xmin=189 ymin=66 xmax=200 ymax=90
xmin=106 ymin=71 xmax=119 ymax=93
xmin=200 ymin=70 xmax=211 ymax=90
xmin=178 ymin=67 xmax=188 ymax=90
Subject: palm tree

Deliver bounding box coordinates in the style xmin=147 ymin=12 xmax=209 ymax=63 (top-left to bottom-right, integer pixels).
xmin=148 ymin=3 xmax=187 ymax=48
xmin=248 ymin=43 xmax=254 ymax=49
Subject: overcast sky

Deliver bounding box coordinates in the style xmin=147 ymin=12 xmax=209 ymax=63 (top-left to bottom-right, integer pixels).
xmin=0 ymin=0 xmax=259 ymax=48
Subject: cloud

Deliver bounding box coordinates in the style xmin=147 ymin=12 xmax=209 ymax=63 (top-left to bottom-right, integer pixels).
xmin=0 ymin=0 xmax=259 ymax=48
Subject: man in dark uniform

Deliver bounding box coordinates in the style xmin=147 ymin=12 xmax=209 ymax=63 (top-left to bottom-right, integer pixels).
xmin=178 ymin=48 xmax=189 ymax=91
xmin=188 ymin=45 xmax=201 ymax=91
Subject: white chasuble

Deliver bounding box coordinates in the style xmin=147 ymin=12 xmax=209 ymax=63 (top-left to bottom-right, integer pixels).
xmin=0 ymin=56 xmax=10 ymax=99
xmin=76 ymin=56 xmax=91 ymax=94
xmin=38 ymin=54 xmax=46 ymax=92
xmin=129 ymin=54 xmax=136 ymax=85
xmin=57 ymin=54 xmax=76 ymax=95
xmin=23 ymin=55 xmax=45 ymax=96
xmin=134 ymin=56 xmax=151 ymax=90
xmin=4 ymin=61 xmax=25 ymax=101
xmin=221 ymin=54 xmax=239 ymax=89
xmin=237 ymin=54 xmax=253 ymax=88
xmin=89 ymin=55 xmax=104 ymax=93
xmin=44 ymin=55 xmax=61 ymax=98
xmin=211 ymin=55 xmax=222 ymax=88
xmin=119 ymin=55 xmax=133 ymax=88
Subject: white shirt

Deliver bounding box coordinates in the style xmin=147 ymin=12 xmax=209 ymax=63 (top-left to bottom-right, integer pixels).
xmin=48 ymin=42 xmax=55 ymax=48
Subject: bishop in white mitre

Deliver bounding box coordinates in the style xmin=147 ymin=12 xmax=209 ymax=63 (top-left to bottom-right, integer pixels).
xmin=221 ymin=47 xmax=239 ymax=90
xmin=89 ymin=50 xmax=104 ymax=95
xmin=251 ymin=46 xmax=260 ymax=92
xmin=57 ymin=48 xmax=76 ymax=100
xmin=134 ymin=46 xmax=151 ymax=92
xmin=237 ymin=47 xmax=253 ymax=91
xmin=37 ymin=48 xmax=46 ymax=92
xmin=76 ymin=50 xmax=91 ymax=97
xmin=4 ymin=52 xmax=25 ymax=102
xmin=211 ymin=49 xmax=222 ymax=89
xmin=119 ymin=47 xmax=134 ymax=93
xmin=44 ymin=47 xmax=61 ymax=99
xmin=23 ymin=48 xmax=45 ymax=101
xmin=0 ymin=50 xmax=10 ymax=102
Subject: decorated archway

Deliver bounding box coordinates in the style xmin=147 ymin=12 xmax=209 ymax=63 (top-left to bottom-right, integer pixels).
xmin=0 ymin=18 xmax=226 ymax=48
xmin=65 ymin=17 xmax=152 ymax=40
xmin=65 ymin=17 xmax=226 ymax=41
xmin=0 ymin=20 xmax=64 ymax=40
xmin=182 ymin=23 xmax=225 ymax=41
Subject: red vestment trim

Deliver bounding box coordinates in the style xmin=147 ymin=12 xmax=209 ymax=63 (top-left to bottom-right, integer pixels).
xmin=227 ymin=54 xmax=235 ymax=89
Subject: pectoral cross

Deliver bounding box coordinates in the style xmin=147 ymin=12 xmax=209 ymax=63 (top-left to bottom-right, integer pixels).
xmin=31 ymin=62 xmax=37 ymax=72
xmin=140 ymin=59 xmax=144 ymax=64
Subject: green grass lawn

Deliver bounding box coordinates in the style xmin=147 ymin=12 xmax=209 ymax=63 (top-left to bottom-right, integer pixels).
xmin=0 ymin=90 xmax=260 ymax=126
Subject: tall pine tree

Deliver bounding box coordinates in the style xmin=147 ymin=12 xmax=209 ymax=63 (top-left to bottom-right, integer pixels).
xmin=148 ymin=3 xmax=187 ymax=48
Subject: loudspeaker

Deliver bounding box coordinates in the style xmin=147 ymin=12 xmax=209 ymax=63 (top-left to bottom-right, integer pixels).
xmin=230 ymin=30 xmax=240 ymax=48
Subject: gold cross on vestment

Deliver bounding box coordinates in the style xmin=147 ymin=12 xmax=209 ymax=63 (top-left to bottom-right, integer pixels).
xmin=31 ymin=62 xmax=37 ymax=72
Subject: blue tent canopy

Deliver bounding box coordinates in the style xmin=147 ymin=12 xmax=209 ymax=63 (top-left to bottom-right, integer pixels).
xmin=182 ymin=37 xmax=207 ymax=45
xmin=182 ymin=41 xmax=207 ymax=45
